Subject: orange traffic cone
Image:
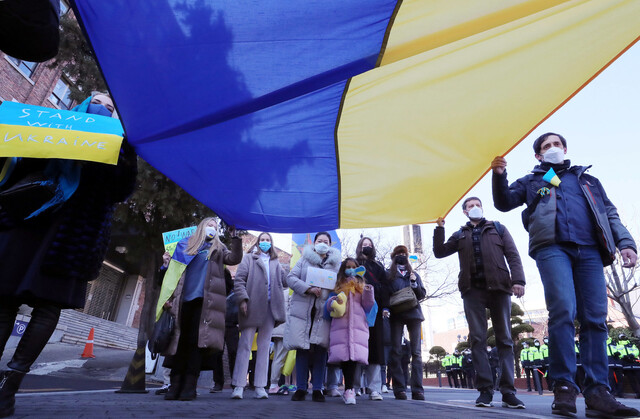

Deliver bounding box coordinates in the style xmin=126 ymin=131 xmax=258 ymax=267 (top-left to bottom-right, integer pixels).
xmin=81 ymin=328 xmax=96 ymax=358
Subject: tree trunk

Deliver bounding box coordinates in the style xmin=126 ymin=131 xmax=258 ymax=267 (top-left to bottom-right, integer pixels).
xmin=136 ymin=251 xmax=160 ymax=347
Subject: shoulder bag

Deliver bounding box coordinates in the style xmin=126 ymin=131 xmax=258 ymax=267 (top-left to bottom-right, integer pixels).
xmin=389 ymin=286 xmax=418 ymax=313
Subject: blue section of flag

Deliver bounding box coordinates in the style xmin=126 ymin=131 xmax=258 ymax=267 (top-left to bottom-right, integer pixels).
xmin=73 ymin=0 xmax=399 ymax=232
xmin=172 ymin=237 xmax=196 ymax=266
xmin=140 ymin=81 xmax=346 ymax=232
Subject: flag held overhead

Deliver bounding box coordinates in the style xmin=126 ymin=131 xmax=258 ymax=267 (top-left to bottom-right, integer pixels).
xmin=72 ymin=0 xmax=640 ymax=231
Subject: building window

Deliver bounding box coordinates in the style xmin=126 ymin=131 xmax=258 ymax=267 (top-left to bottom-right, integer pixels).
xmin=49 ymin=78 xmax=74 ymax=110
xmin=6 ymin=56 xmax=38 ymax=79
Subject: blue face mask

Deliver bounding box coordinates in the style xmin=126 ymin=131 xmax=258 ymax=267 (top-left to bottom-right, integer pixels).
xmin=259 ymin=241 xmax=271 ymax=252
xmin=345 ymin=268 xmax=357 ymax=277
xmin=87 ymin=103 xmax=113 ymax=117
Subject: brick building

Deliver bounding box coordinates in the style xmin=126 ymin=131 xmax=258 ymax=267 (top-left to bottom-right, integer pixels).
xmin=0 ymin=3 xmax=156 ymax=332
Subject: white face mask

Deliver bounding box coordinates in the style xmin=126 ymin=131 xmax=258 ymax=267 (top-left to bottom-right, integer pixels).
xmin=467 ymin=206 xmax=483 ymax=220
xmin=543 ymin=147 xmax=565 ymax=164
xmin=205 ymin=226 xmax=217 ymax=240
xmin=315 ymin=242 xmax=330 ymax=255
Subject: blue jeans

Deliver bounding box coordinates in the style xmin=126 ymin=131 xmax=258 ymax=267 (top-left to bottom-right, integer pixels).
xmin=295 ymin=345 xmax=327 ymax=392
xmin=534 ymin=244 xmax=609 ymax=394
xmin=326 ymin=364 xmax=341 ymax=390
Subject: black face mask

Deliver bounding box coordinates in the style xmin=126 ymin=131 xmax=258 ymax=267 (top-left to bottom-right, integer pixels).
xmin=362 ymin=246 xmax=374 ymax=256
xmin=394 ymin=255 xmax=408 ymax=265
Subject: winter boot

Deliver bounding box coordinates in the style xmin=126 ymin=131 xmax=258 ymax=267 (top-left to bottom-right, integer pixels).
xmin=178 ymin=374 xmax=199 ymax=401
xmin=8 ymin=305 xmax=60 ymax=373
xmin=0 ymin=370 xmax=26 ymax=418
xmin=164 ymin=372 xmax=183 ymax=400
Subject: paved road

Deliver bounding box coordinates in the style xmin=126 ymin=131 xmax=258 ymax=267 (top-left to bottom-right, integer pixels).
xmin=4 ymin=343 xmax=640 ymax=418
xmin=12 ymin=383 xmax=640 ymax=418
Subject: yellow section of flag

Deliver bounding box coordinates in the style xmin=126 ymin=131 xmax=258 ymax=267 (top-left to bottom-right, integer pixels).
xmin=0 ymin=124 xmax=123 ymax=165
xmin=337 ymin=0 xmax=639 ymax=227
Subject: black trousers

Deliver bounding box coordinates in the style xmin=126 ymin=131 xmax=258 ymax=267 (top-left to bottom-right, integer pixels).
xmin=166 ymin=299 xmax=205 ymax=375
xmin=225 ymin=325 xmax=239 ymax=378
xmin=609 ymin=367 xmax=624 ymax=396
xmin=623 ymin=368 xmax=640 ymax=396
xmin=341 ymin=361 xmax=358 ymax=390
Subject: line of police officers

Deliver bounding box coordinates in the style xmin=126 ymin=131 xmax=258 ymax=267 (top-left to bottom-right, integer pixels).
xmin=442 ymin=349 xmax=476 ymax=389
xmin=442 ymin=334 xmax=640 ymax=397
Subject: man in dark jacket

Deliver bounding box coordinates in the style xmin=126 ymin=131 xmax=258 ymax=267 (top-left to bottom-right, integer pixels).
xmin=491 ymin=132 xmax=638 ymax=418
xmin=433 ymin=196 xmax=525 ymax=409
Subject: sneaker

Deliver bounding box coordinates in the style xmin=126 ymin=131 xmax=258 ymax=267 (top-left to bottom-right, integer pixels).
xmin=276 ymin=385 xmax=289 ymax=396
xmin=551 ymin=381 xmax=578 ymax=417
xmin=312 ymin=389 xmax=325 ymax=402
xmin=382 ymin=385 xmax=389 ymax=393
xmin=155 ymin=384 xmax=170 ymax=395
xmin=370 ymin=391 xmax=383 ymax=401
xmin=329 ymin=388 xmax=341 ymax=397
xmin=585 ymin=385 xmax=640 ymax=418
xmin=210 ymin=383 xmax=223 ymax=393
xmin=395 ymin=391 xmax=407 ymax=400
xmin=268 ymin=385 xmax=279 ymax=395
xmin=291 ymin=389 xmax=307 ymax=401
xmin=475 ymin=391 xmax=493 ymax=407
xmin=255 ymin=387 xmax=268 ymax=399
xmin=343 ymin=389 xmax=356 ymax=405
xmin=356 ymin=389 xmax=362 ymax=397
xmin=231 ymin=386 xmax=244 ymax=399
xmin=502 ymin=392 xmax=525 ymax=409
xmin=412 ymin=392 xmax=425 ymax=401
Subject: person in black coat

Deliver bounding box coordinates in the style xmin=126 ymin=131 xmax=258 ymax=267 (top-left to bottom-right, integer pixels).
xmin=0 ymin=0 xmax=60 ymax=62
xmin=385 ymin=245 xmax=426 ymax=401
xmin=0 ymin=93 xmax=137 ymax=418
xmin=355 ymin=237 xmax=388 ymax=400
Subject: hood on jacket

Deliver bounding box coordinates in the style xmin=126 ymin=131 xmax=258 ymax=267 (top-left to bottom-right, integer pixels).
xmin=302 ymin=244 xmax=341 ymax=268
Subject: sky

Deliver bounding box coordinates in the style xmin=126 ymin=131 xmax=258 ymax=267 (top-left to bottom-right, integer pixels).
xmin=255 ymin=40 xmax=640 ymax=332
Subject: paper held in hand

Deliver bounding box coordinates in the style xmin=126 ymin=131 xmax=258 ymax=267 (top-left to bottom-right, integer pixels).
xmin=306 ymin=267 xmax=337 ymax=290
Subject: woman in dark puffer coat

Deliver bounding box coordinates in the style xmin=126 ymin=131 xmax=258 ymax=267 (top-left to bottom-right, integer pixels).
xmin=0 ymin=93 xmax=137 ymax=418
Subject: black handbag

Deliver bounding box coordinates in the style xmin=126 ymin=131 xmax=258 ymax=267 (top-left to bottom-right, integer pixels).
xmin=0 ymin=172 xmax=57 ymax=220
xmin=148 ymin=310 xmax=175 ymax=359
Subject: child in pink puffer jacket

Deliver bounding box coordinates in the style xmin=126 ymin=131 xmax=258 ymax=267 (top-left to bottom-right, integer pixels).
xmin=325 ymin=258 xmax=375 ymax=405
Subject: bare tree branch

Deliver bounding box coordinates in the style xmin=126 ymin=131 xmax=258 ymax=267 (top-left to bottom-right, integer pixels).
xmin=605 ymin=251 xmax=640 ymax=337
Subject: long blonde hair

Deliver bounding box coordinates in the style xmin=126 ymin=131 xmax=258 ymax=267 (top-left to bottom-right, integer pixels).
xmin=186 ymin=217 xmax=223 ymax=256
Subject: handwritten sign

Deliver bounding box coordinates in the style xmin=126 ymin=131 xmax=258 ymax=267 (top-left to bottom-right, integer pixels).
xmin=0 ymin=101 xmax=124 ymax=164
xmin=306 ymin=267 xmax=337 ymax=290
xmin=162 ymin=226 xmax=197 ymax=256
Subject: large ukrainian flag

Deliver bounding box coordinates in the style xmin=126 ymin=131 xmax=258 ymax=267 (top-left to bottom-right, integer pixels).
xmin=72 ymin=0 xmax=640 ymax=232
